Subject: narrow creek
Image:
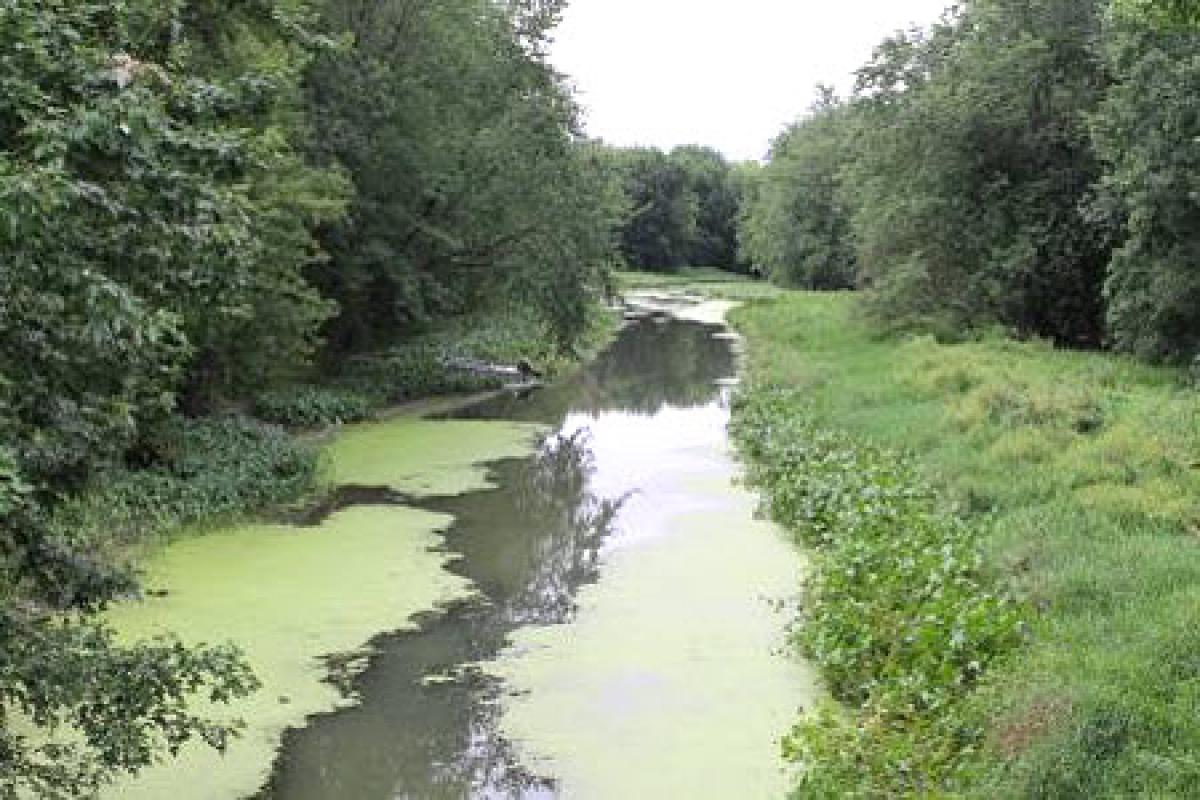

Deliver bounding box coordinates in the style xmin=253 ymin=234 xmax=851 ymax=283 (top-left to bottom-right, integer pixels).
xmin=109 ymin=296 xmax=818 ymax=799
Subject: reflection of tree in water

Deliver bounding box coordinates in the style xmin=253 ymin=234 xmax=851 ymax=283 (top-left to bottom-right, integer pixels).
xmin=506 ymin=429 xmax=629 ymax=625
xmin=573 ymin=317 xmax=734 ymax=416
xmin=264 ymin=425 xmax=626 ymax=799
xmin=450 ymin=317 xmax=737 ymax=424
xmin=269 ymin=318 xmax=733 ymax=798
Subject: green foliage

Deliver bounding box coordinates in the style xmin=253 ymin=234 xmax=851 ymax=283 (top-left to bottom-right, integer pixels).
xmin=336 ymin=309 xmax=577 ymax=403
xmin=733 ymin=292 xmax=1200 ymax=797
xmin=605 ymin=146 xmax=699 ymax=271
xmin=340 ymin=347 xmax=501 ymax=404
xmin=844 ymin=0 xmax=1113 ymax=345
xmin=1092 ymin=17 xmax=1200 ymax=362
xmin=0 ymin=1 xmax=343 ymax=790
xmin=48 ymin=416 xmax=318 ymax=552
xmin=599 ymin=144 xmax=747 ymax=273
xmin=740 ymin=88 xmax=858 ymax=289
xmin=1115 ymin=0 xmax=1200 ymax=27
xmin=253 ymin=386 xmax=374 ymax=428
xmin=0 ymin=614 xmax=259 ymax=800
xmin=0 ymin=0 xmax=621 ymax=793
xmin=743 ymin=0 xmax=1200 ymax=362
xmin=732 ymin=383 xmax=1022 ymax=795
xmin=307 ymin=0 xmax=622 ymax=353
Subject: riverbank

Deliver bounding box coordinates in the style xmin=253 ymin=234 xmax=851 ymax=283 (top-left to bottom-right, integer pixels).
xmin=729 ymin=291 xmax=1200 ymax=796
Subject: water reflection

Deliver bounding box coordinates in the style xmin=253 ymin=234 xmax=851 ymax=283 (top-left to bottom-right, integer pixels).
xmin=452 ymin=317 xmax=734 ymax=423
xmin=263 ymin=316 xmax=736 ymax=799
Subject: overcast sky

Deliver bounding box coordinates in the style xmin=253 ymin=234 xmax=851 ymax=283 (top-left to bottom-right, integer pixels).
xmin=550 ymin=0 xmax=954 ymax=162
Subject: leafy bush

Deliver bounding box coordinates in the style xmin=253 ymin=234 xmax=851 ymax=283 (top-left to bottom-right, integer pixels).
xmin=731 ymin=384 xmax=1023 ymax=795
xmin=49 ymin=416 xmax=318 ymax=547
xmin=253 ymin=386 xmax=374 ymax=428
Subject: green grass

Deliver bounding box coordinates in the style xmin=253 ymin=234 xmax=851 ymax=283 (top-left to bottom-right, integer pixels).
xmin=728 ymin=292 xmax=1200 ymax=797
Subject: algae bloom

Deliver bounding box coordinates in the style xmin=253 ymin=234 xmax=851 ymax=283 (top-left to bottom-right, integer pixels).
xmin=102 ymin=416 xmax=540 ymax=799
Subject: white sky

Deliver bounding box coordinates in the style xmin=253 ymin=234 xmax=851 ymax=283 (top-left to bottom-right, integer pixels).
xmin=550 ymin=0 xmax=954 ymax=162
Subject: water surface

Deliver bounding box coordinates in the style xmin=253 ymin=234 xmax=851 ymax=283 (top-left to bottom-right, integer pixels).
xmin=266 ymin=305 xmax=818 ymax=798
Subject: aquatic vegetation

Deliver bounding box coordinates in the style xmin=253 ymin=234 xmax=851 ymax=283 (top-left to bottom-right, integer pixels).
xmin=488 ymin=405 xmax=819 ymax=798
xmin=732 ymin=384 xmax=1022 ymax=794
xmin=101 ymin=505 xmax=473 ymax=799
xmin=101 ymin=411 xmax=544 ymax=798
xmin=323 ymin=416 xmax=543 ymax=497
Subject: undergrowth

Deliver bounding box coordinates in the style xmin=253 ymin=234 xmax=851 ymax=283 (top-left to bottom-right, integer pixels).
xmin=730 ymin=292 xmax=1200 ymax=797
xmin=49 ymin=416 xmax=317 ymax=554
xmin=259 ymin=307 xmax=618 ymax=428
xmin=253 ymin=386 xmax=374 ymax=428
xmin=732 ymin=385 xmax=1022 ymax=795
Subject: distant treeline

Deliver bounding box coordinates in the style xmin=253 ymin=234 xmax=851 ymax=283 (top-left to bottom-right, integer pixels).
xmin=740 ymin=0 xmax=1200 ymax=364
xmin=596 ymin=144 xmax=753 ymax=274
xmin=1 ymin=0 xmax=626 ymax=793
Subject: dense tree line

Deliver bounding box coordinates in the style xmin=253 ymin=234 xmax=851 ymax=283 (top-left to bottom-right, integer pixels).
xmin=0 ymin=0 xmax=623 ymax=794
xmin=599 ymin=144 xmax=749 ymax=273
xmin=741 ymin=0 xmax=1200 ymax=362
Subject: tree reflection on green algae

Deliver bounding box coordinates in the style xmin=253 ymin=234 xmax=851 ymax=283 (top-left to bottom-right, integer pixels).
xmin=100 ymin=415 xmax=543 ymax=800
xmin=264 ymin=313 xmax=816 ymax=799
xmin=262 ymin=429 xmax=621 ymax=798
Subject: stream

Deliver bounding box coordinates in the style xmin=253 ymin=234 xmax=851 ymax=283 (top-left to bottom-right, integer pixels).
xmin=107 ymin=295 xmax=818 ymax=799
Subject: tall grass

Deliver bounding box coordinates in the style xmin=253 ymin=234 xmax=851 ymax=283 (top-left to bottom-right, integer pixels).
xmin=731 ymin=293 xmax=1200 ymax=797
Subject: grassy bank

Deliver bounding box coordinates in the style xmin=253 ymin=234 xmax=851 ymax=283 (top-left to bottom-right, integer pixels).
xmin=729 ymin=292 xmax=1200 ymax=797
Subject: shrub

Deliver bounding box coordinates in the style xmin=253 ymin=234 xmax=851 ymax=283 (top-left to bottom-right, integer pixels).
xmin=253 ymin=386 xmax=374 ymax=428
xmin=731 ymin=384 xmax=1023 ymax=795
xmin=49 ymin=416 xmax=318 ymax=547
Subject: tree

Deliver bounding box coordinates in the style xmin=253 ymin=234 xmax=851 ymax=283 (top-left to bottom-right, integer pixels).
xmin=1115 ymin=0 xmax=1200 ymax=28
xmin=307 ymin=0 xmax=621 ymax=354
xmin=604 ymin=146 xmax=699 ymax=271
xmin=740 ymin=88 xmax=858 ymax=289
xmin=0 ymin=1 xmax=341 ymax=793
xmin=670 ymin=145 xmax=742 ymax=269
xmin=1092 ymin=14 xmax=1200 ymax=361
xmin=844 ymin=0 xmax=1114 ymax=344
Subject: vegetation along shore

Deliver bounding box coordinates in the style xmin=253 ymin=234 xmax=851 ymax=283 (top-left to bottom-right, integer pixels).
xmin=5 ymin=0 xmax=1200 ymax=796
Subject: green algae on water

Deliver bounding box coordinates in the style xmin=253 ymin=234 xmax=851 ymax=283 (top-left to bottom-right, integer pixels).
xmin=102 ymin=413 xmax=543 ymax=800
xmin=488 ymin=470 xmax=822 ymax=800
xmin=102 ymin=506 xmax=471 ymax=800
xmin=324 ymin=416 xmax=544 ymax=496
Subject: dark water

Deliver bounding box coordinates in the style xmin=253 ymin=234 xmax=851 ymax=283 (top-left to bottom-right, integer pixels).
xmin=262 ymin=314 xmax=736 ymax=799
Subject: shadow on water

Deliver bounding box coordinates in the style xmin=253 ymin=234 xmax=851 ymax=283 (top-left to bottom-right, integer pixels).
xmin=261 ymin=317 xmax=736 ymax=799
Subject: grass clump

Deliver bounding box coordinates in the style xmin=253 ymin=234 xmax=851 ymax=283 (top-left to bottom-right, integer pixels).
xmin=730 ymin=292 xmax=1200 ymax=797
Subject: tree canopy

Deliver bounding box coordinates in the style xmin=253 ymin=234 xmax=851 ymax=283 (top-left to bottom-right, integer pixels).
xmin=599 ymin=144 xmax=748 ymax=273
xmin=740 ymin=0 xmax=1200 ymax=362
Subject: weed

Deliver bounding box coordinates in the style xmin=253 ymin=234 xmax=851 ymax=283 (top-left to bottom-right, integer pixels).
xmin=254 ymin=386 xmax=374 ymax=428
xmin=729 ymin=291 xmax=1200 ymax=797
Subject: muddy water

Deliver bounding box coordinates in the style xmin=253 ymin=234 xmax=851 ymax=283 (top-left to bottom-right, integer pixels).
xmin=262 ymin=303 xmax=818 ymax=798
